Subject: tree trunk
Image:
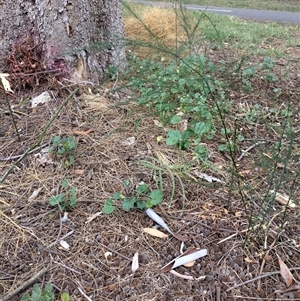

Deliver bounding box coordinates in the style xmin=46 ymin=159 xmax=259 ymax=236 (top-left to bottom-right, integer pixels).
xmin=0 ymin=0 xmax=125 ymax=84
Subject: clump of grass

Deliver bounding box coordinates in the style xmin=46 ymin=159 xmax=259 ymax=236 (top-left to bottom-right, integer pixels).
xmin=123 ymin=5 xmax=200 ymax=58
xmin=49 ymin=178 xmax=77 ymax=212
xmin=50 ymin=135 xmax=77 ymax=167
xmin=124 ymin=6 xmax=186 ymax=46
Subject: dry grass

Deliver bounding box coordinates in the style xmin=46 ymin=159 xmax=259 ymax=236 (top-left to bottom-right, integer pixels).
xmin=124 ymin=6 xmax=190 ymax=52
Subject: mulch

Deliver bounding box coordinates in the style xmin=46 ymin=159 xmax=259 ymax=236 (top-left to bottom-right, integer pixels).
xmin=0 ymin=48 xmax=300 ymax=301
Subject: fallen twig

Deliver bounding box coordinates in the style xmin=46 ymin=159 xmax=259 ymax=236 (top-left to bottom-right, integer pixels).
xmin=97 ymin=241 xmax=135 ymax=262
xmin=0 ymin=143 xmax=49 ymax=161
xmin=257 ymin=235 xmax=278 ymax=291
xmin=77 ymin=286 xmax=93 ymax=301
xmin=46 ymin=230 xmax=74 ymax=249
xmin=237 ymin=141 xmax=267 ymax=161
xmin=38 ymin=230 xmax=74 ymax=256
xmin=49 ymin=254 xmax=81 ymax=275
xmin=0 ymin=267 xmax=48 ymax=301
xmin=0 ymin=210 xmax=40 ymax=240
xmin=257 ymin=213 xmax=286 ymax=290
xmin=218 ymin=224 xmax=259 ymax=244
xmin=226 ymin=267 xmax=300 ymax=292
xmin=73 ymin=128 xmax=94 ymax=136
xmin=274 ymin=284 xmax=300 ymax=294
xmin=216 ymin=286 xmax=221 ymax=301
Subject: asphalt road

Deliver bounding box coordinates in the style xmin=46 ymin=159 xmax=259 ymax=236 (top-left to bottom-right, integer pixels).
xmin=126 ymin=0 xmax=300 ymax=23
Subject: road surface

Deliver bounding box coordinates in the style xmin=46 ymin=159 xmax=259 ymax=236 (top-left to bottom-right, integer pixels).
xmin=126 ymin=0 xmax=300 ymax=23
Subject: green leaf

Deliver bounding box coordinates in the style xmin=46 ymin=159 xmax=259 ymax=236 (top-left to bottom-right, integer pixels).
xmin=60 ymin=292 xmax=70 ymax=301
xmin=194 ymin=122 xmax=211 ymax=136
xmin=61 ymin=178 xmax=69 ymax=188
xmin=195 ymin=145 xmax=207 ymax=159
xmin=123 ymin=180 xmax=130 ymax=187
xmin=113 ymin=192 xmax=122 ymax=200
xmin=166 ymin=130 xmax=181 ymax=146
xmin=122 ymin=197 xmax=136 ymax=211
xmin=136 ymin=183 xmax=149 ymax=195
xmin=52 ymin=136 xmax=61 ymax=146
xmin=69 ymin=156 xmax=75 ymax=165
xmin=39 ymin=290 xmax=55 ymax=301
xmin=218 ymin=144 xmax=228 ymax=152
xmin=237 ymin=134 xmax=244 ymax=142
xmin=67 ymin=137 xmax=76 ymax=149
xmin=20 ymin=293 xmax=31 ymax=301
xmin=57 ymin=147 xmax=66 ymax=155
xmin=49 ymin=193 xmax=65 ymax=206
xmin=69 ymin=194 xmax=77 ymax=207
xmin=170 ymin=115 xmax=182 ymax=124
xmin=136 ymin=200 xmax=146 ymax=209
xmin=242 ymin=67 xmax=256 ymax=78
xmin=31 ymin=284 xmax=42 ymax=301
xmin=149 ymin=190 xmax=163 ymax=206
xmin=262 ymin=57 xmax=274 ymax=70
xmin=180 ymin=138 xmax=190 ymax=150
xmin=178 ymin=78 xmax=186 ymax=86
xmin=70 ymin=187 xmax=76 ymax=196
xmin=40 ymin=284 xmax=55 ymax=301
xmin=103 ymin=199 xmax=115 ymax=214
xmin=220 ymin=128 xmax=231 ymax=135
xmin=44 ymin=283 xmax=53 ymax=293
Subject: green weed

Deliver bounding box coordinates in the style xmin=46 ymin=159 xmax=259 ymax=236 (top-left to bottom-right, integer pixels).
xmin=126 ymin=54 xmax=222 ymax=155
xmin=103 ymin=183 xmax=163 ymax=214
xmin=49 ymin=178 xmax=77 ymax=211
xmin=122 ymin=3 xmax=299 ymax=243
xmin=21 ymin=284 xmax=70 ymax=301
xmin=20 ymin=284 xmax=55 ymax=301
xmin=50 ymin=135 xmax=77 ymax=166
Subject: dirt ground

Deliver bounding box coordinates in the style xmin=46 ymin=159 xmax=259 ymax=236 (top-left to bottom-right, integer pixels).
xmin=1 ymin=37 xmax=300 ymax=301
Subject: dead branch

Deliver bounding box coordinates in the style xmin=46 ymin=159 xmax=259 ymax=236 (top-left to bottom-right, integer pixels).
xmin=0 ymin=267 xmax=48 ymax=301
xmin=226 ymin=267 xmax=300 ymax=292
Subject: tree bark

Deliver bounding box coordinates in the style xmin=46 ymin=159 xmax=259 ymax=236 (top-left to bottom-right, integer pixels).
xmin=0 ymin=0 xmax=125 ymax=83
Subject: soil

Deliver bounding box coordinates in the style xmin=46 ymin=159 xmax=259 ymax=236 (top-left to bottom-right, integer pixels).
xmin=0 ymin=45 xmax=300 ymax=300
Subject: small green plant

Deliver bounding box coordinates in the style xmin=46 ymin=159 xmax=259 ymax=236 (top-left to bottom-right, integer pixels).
xmin=166 ymin=129 xmax=190 ymax=150
xmin=260 ymin=57 xmax=278 ymax=82
xmin=103 ymin=183 xmax=163 ymax=214
xmin=21 ymin=283 xmax=55 ymax=301
xmin=60 ymin=292 xmax=70 ymax=301
xmin=49 ymin=178 xmax=77 ymax=211
xmin=21 ymin=284 xmax=70 ymax=301
xmin=50 ymin=135 xmax=77 ymax=166
xmin=126 ymin=54 xmax=221 ymax=156
xmin=240 ymin=56 xmax=278 ymax=90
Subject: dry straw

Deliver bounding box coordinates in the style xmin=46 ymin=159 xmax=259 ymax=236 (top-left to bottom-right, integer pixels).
xmin=124 ymin=6 xmax=188 ymax=50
